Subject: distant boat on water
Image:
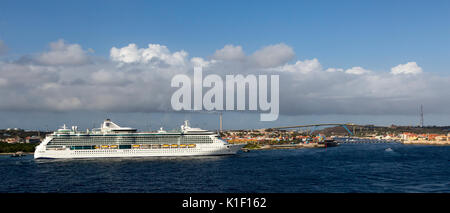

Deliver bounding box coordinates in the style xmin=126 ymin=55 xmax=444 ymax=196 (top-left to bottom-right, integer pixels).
xmin=318 ymin=139 xmax=339 ymax=147
xmin=11 ymin=151 xmax=26 ymax=157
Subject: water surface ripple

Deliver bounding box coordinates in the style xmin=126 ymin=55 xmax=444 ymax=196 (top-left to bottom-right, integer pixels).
xmin=1 ymin=144 xmax=449 ymax=193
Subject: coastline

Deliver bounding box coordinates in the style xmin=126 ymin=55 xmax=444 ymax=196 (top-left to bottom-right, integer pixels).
xmin=243 ymin=143 xmax=328 ymax=150
xmin=0 ymin=152 xmax=33 ymax=155
xmin=241 ymin=139 xmax=450 ymax=151
xmin=401 ymin=140 xmax=450 ymax=145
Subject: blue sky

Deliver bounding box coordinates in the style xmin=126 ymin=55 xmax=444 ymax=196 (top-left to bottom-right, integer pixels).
xmin=0 ymin=0 xmax=449 ymax=130
xmin=1 ymin=0 xmax=449 ymax=73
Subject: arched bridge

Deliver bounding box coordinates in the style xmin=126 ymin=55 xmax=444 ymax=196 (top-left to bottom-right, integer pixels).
xmin=268 ymin=123 xmax=401 ymax=144
xmin=267 ymin=123 xmax=373 ymax=136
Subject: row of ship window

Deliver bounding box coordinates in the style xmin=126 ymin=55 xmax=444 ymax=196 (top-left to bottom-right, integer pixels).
xmin=64 ymin=144 xmax=197 ymax=150
xmin=53 ymin=136 xmax=211 ymax=139
xmin=70 ymin=149 xmax=206 ymax=154
xmin=48 ymin=137 xmax=213 ymax=146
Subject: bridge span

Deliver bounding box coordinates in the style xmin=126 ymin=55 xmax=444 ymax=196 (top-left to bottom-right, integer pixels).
xmin=269 ymin=123 xmax=362 ymax=129
xmin=268 ymin=123 xmax=400 ymax=144
xmin=268 ymin=123 xmax=363 ymax=136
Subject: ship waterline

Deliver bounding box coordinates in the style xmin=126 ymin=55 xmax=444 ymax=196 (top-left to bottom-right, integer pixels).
xmin=34 ymin=119 xmax=245 ymax=159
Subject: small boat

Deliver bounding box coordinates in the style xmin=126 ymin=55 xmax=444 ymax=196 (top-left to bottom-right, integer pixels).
xmin=11 ymin=151 xmax=26 ymax=157
xmin=318 ymin=139 xmax=339 ymax=147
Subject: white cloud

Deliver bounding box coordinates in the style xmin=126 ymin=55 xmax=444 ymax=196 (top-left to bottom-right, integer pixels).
xmin=275 ymin=58 xmax=321 ymax=73
xmin=39 ymin=82 xmax=61 ymax=90
xmin=91 ymin=70 xmax=117 ymax=84
xmin=35 ymin=39 xmax=91 ymax=66
xmin=390 ymin=62 xmax=423 ymax=75
xmin=249 ymin=43 xmax=294 ymax=68
xmin=44 ymin=97 xmax=82 ymax=111
xmin=191 ymin=57 xmax=216 ymax=68
xmin=212 ymin=45 xmax=245 ymax=61
xmin=326 ymin=68 xmax=344 ymax=72
xmin=110 ymin=43 xmax=140 ymax=63
xmin=110 ymin=43 xmax=188 ymax=66
xmin=345 ymin=66 xmax=371 ymax=75
xmin=0 ymin=40 xmax=448 ymax=117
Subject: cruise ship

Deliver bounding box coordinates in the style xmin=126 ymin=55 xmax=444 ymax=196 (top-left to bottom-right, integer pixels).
xmin=34 ymin=119 xmax=245 ymax=159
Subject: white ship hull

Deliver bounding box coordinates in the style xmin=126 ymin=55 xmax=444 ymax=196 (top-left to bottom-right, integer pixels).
xmin=35 ymin=143 xmax=245 ymax=159
xmin=34 ymin=119 xmax=245 ymax=159
xmin=34 ymin=139 xmax=245 ymax=159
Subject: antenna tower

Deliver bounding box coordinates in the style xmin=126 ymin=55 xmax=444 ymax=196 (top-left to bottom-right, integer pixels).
xmin=219 ymin=112 xmax=223 ymax=133
xmin=420 ymin=104 xmax=424 ymax=127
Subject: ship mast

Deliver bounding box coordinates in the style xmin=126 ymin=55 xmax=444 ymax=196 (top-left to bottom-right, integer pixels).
xmin=219 ymin=112 xmax=223 ymax=133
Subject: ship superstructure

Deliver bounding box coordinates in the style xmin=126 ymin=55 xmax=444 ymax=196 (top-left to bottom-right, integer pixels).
xmin=34 ymin=119 xmax=244 ymax=159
